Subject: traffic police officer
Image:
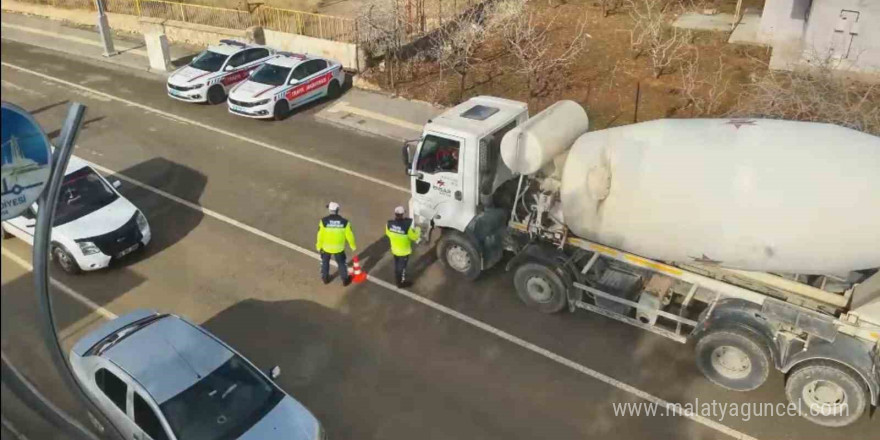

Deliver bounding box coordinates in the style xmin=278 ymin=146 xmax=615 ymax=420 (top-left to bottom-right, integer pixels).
xmin=316 ymin=202 xmax=357 ymax=286
xmin=386 ymin=206 xmax=421 ymax=287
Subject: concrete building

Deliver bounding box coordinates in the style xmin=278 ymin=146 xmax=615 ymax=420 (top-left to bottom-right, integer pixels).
xmin=756 ymin=0 xmax=880 ymax=77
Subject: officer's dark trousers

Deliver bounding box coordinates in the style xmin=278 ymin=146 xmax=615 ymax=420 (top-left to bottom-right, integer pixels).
xmin=393 ymin=255 xmax=409 ymax=285
xmin=321 ymin=251 xmax=349 ymax=283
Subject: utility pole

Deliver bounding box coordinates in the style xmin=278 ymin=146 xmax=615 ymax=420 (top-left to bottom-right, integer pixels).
xmin=95 ymin=0 xmax=117 ymax=56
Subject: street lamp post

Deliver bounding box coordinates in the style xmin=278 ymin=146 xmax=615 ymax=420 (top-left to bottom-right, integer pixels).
xmin=95 ymin=0 xmax=117 ymax=57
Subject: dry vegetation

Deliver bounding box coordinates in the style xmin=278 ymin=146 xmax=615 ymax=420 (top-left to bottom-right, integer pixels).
xmin=356 ymin=0 xmax=879 ymax=134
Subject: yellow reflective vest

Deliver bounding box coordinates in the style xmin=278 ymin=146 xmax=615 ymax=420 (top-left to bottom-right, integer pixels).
xmin=386 ymin=218 xmax=421 ymax=257
xmin=316 ymin=214 xmax=357 ymax=254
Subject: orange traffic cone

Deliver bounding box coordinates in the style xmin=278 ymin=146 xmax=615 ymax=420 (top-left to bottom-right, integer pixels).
xmin=348 ymin=256 xmax=367 ymax=284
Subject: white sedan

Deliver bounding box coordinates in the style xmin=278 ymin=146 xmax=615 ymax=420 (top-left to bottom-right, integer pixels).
xmin=227 ymin=52 xmax=345 ymax=120
xmin=1 ymin=156 xmax=151 ymax=274
xmin=166 ymin=40 xmax=275 ymax=105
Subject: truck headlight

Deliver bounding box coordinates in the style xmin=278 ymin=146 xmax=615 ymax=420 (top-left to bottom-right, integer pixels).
xmin=78 ymin=241 xmax=100 ymax=256
xmin=136 ymin=211 xmax=149 ymax=234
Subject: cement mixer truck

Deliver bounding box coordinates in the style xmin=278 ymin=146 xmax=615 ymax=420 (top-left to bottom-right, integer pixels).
xmin=401 ymin=96 xmax=880 ymax=427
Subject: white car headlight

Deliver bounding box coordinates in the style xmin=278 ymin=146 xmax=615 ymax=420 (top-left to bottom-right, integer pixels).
xmin=136 ymin=211 xmax=149 ymax=234
xmin=78 ymin=241 xmax=100 ymax=256
xmin=254 ymin=98 xmax=271 ymax=106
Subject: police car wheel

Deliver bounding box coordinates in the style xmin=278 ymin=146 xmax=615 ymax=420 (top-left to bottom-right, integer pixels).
xmin=273 ymin=101 xmax=289 ymax=121
xmin=52 ymin=244 xmax=82 ymax=275
xmin=327 ymin=80 xmax=341 ymax=99
xmin=206 ymin=86 xmax=226 ymax=105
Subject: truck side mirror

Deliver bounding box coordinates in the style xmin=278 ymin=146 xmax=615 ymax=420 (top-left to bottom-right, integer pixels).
xmin=401 ymin=143 xmax=412 ymax=169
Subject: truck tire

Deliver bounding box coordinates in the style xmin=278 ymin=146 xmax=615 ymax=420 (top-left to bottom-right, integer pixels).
xmin=513 ymin=263 xmax=568 ymax=314
xmin=695 ymin=328 xmax=771 ymax=391
xmin=437 ymin=231 xmax=481 ymax=280
xmin=784 ymin=361 xmax=868 ymax=427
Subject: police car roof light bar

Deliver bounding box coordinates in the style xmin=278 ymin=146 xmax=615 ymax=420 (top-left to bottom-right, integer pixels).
xmin=219 ymin=39 xmax=247 ymax=47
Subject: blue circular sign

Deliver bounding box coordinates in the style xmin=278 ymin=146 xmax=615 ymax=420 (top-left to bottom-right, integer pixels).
xmin=1 ymin=102 xmax=52 ymax=221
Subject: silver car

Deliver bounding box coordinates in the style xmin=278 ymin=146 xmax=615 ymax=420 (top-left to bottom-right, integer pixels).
xmin=69 ymin=310 xmax=323 ymax=440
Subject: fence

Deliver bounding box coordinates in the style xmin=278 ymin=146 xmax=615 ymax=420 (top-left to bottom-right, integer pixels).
xmin=11 ymin=0 xmax=356 ymax=42
xmin=255 ymin=7 xmax=357 ymax=43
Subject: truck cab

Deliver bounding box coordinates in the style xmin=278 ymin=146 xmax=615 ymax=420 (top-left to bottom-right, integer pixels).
xmin=403 ymin=96 xmax=527 ymax=278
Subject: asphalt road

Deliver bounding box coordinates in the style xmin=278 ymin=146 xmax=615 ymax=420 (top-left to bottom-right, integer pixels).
xmin=1 ymin=39 xmax=877 ymax=440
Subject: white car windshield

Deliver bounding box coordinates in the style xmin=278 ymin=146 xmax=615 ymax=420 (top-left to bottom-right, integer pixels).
xmin=250 ymin=64 xmax=291 ymax=86
xmin=190 ymin=50 xmax=228 ymax=73
xmin=159 ymin=356 xmax=283 ymax=439
xmin=54 ymin=167 xmax=119 ymax=226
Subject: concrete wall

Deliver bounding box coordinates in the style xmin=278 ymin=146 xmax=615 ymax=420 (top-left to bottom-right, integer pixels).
xmin=138 ymin=17 xmax=262 ymax=47
xmin=264 ymin=29 xmax=363 ymax=71
xmin=760 ymin=0 xmax=810 ymax=69
xmin=801 ymin=0 xmax=880 ymax=75
xmin=2 ymin=0 xmax=140 ymax=34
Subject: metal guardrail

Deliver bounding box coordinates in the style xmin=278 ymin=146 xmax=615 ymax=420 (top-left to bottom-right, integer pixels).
xmin=137 ymin=0 xmax=253 ymax=30
xmin=13 ymin=0 xmax=357 ymax=42
xmin=255 ymin=7 xmax=357 ymax=43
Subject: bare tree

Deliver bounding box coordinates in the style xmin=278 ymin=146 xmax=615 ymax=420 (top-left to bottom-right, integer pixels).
xmin=732 ymin=65 xmax=880 ymax=135
xmin=358 ymin=0 xmax=409 ymax=90
xmin=501 ymin=11 xmax=591 ymax=103
xmin=627 ymin=0 xmax=690 ymax=78
xmin=678 ymin=50 xmax=731 ymax=115
xmin=431 ymin=8 xmax=488 ymax=102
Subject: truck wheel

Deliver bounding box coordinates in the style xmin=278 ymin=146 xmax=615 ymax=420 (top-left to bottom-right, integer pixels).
xmin=437 ymin=232 xmax=481 ymax=280
xmin=784 ymin=361 xmax=868 ymax=427
xmin=51 ymin=244 xmax=82 ymax=275
xmin=206 ymin=85 xmax=226 ymax=105
xmin=513 ymin=263 xmax=568 ymax=314
xmin=695 ymin=328 xmax=771 ymax=391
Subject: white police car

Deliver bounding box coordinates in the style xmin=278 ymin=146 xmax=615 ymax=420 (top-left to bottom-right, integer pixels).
xmin=1 ymin=156 xmax=151 ymax=274
xmin=227 ymin=52 xmax=345 ymax=120
xmin=166 ymin=40 xmax=275 ymax=105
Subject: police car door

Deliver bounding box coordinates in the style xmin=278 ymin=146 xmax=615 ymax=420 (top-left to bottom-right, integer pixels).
xmin=410 ymin=133 xmax=470 ymax=231
xmin=299 ymin=60 xmax=330 ymax=104
xmin=3 ymin=205 xmax=37 ymax=245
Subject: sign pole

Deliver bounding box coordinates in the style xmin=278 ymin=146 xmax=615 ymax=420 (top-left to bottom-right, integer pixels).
xmin=31 ymin=103 xmax=125 ymax=440
xmin=95 ymin=0 xmax=117 ymax=57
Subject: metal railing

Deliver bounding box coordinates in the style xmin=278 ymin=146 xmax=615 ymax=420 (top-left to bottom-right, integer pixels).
xmin=11 ymin=0 xmax=357 ymax=42
xmin=138 ymin=0 xmax=253 ymax=30
xmin=254 ymin=7 xmax=357 ymax=43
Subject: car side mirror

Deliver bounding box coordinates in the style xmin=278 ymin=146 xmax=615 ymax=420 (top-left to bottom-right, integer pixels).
xmin=288 ymin=78 xmax=299 ymax=85
xmin=269 ymin=366 xmax=281 ymax=379
xmin=224 ymin=65 xmax=234 ymax=71
xmin=112 ymin=180 xmax=122 ymax=189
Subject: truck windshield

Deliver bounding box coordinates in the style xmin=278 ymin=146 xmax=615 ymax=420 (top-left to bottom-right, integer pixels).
xmin=54 ymin=167 xmax=119 ymax=226
xmin=250 ymin=64 xmax=291 ymax=86
xmin=159 ymin=356 xmax=283 ymax=440
xmin=417 ymin=135 xmax=460 ymax=174
xmin=190 ymin=50 xmax=228 ymax=72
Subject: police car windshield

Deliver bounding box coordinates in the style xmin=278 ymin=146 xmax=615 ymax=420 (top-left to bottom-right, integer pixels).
xmin=54 ymin=167 xmax=119 ymax=226
xmin=250 ymin=64 xmax=291 ymax=86
xmin=190 ymin=50 xmax=228 ymax=72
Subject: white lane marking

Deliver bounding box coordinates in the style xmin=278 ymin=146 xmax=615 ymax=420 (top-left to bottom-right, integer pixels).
xmin=326 ymin=100 xmax=425 ymax=132
xmin=0 ymin=62 xmax=409 ymax=194
xmin=1 ymin=247 xmax=118 ymax=320
xmin=85 ymin=159 xmax=758 ymax=440
xmin=0 ymin=22 xmax=147 ymax=56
